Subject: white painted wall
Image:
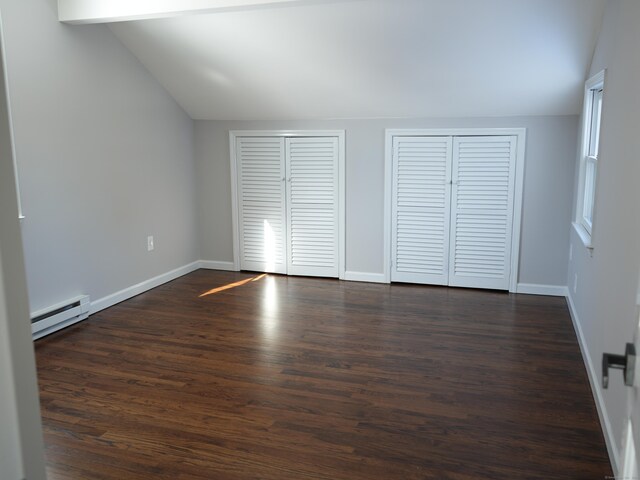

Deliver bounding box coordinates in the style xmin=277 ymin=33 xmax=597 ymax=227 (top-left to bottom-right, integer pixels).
xmin=0 ymin=13 xmax=46 ymax=477
xmin=0 ymin=0 xmax=199 ymax=313
xmin=196 ymin=116 xmax=577 ymax=287
xmin=567 ymin=0 xmax=640 ymax=472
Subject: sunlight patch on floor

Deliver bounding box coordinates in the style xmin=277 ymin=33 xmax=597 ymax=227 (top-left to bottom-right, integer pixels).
xmin=199 ymin=273 xmax=266 ymax=297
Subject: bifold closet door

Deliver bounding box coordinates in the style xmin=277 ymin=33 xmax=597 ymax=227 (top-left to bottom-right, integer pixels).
xmin=285 ymin=137 xmax=339 ymax=277
xmin=448 ymin=136 xmax=516 ymax=290
xmin=236 ymin=137 xmax=287 ymax=274
xmin=391 ymin=136 xmax=452 ymax=285
xmin=236 ymin=136 xmax=340 ymax=277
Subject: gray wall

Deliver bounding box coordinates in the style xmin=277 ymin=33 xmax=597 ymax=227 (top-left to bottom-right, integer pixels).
xmin=0 ymin=0 xmax=199 ymax=312
xmin=195 ymin=116 xmax=578 ymax=287
xmin=567 ymin=0 xmax=640 ymax=469
xmin=0 ymin=22 xmax=46 ymax=478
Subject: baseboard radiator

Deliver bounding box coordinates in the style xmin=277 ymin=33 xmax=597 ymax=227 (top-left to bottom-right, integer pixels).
xmin=31 ymin=295 xmax=90 ymax=340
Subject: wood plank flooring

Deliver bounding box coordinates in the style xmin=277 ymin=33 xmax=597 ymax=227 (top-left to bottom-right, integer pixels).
xmin=35 ymin=270 xmax=612 ymax=479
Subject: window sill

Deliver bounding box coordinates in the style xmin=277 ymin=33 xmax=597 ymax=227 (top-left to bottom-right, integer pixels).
xmin=573 ymin=222 xmax=593 ymax=250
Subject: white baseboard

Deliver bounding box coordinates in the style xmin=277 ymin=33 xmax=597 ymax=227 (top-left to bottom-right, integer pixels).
xmin=90 ymin=261 xmax=200 ymax=314
xmin=199 ymin=260 xmax=236 ymax=271
xmin=516 ymin=283 xmax=568 ymax=296
xmin=343 ymin=271 xmax=387 ymax=284
xmin=566 ymin=291 xmax=619 ymax=475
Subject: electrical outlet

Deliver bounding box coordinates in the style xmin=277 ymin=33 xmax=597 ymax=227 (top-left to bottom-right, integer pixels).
xmin=569 ymin=244 xmax=573 ymax=261
xmin=147 ymin=235 xmax=154 ymax=252
xmin=573 ymin=273 xmax=578 ymax=293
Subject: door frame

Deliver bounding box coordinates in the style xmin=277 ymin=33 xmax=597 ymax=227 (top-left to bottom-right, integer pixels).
xmin=383 ymin=128 xmax=527 ymax=292
xmin=229 ymin=130 xmax=346 ymax=279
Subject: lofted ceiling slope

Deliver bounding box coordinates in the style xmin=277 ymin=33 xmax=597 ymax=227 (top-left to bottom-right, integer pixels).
xmin=103 ymin=0 xmax=605 ymax=121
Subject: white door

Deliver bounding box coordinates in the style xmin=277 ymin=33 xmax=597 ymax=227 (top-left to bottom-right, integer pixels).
xmin=236 ymin=137 xmax=287 ymax=274
xmin=285 ymin=137 xmax=340 ymax=277
xmin=236 ymin=135 xmax=340 ymax=277
xmin=391 ymin=136 xmax=452 ymax=285
xmin=617 ymin=288 xmax=640 ymax=478
xmin=448 ymin=136 xmax=517 ymax=290
xmin=390 ymin=134 xmax=518 ymax=290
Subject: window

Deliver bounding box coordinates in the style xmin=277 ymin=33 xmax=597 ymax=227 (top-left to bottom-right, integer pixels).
xmin=575 ymin=70 xmax=605 ymax=247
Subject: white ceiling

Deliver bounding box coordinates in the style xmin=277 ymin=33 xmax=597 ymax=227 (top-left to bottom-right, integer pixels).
xmin=106 ymin=0 xmax=605 ymax=121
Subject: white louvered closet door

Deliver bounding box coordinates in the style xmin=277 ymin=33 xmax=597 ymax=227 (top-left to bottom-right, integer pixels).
xmin=285 ymin=137 xmax=339 ymax=277
xmin=448 ymin=136 xmax=517 ymax=290
xmin=391 ymin=136 xmax=452 ymax=284
xmin=237 ymin=137 xmax=287 ymax=274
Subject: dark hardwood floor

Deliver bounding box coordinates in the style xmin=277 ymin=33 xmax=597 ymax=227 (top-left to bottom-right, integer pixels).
xmin=35 ymin=270 xmax=612 ymax=479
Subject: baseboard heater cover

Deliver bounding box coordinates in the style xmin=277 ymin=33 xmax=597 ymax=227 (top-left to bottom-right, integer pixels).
xmin=31 ymin=295 xmax=90 ymax=340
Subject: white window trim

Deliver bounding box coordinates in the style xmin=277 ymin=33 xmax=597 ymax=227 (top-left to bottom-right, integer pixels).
xmin=573 ymin=69 xmax=606 ymax=249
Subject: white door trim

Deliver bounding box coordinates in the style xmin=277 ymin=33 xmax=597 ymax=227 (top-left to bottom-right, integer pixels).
xmin=229 ymin=130 xmax=346 ymax=279
xmin=384 ymin=128 xmax=527 ymax=292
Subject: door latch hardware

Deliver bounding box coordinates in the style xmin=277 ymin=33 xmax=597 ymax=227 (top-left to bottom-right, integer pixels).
xmin=602 ymin=343 xmax=635 ymax=389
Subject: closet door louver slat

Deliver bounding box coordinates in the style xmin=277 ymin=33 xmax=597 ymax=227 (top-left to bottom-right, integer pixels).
xmin=391 ymin=136 xmax=452 ymax=284
xmin=237 ymin=137 xmax=287 ymax=274
xmin=448 ymin=136 xmax=516 ymax=290
xmin=286 ymin=137 xmax=339 ymax=277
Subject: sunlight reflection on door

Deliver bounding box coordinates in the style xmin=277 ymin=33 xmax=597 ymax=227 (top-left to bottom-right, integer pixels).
xmin=263 ymin=219 xmax=276 ymax=272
